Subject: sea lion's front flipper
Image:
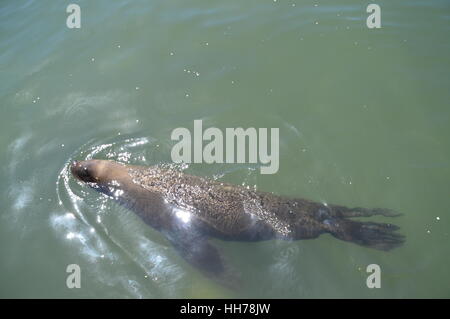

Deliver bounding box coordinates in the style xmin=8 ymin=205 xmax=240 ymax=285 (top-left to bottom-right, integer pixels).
xmin=165 ymin=231 xmax=239 ymax=289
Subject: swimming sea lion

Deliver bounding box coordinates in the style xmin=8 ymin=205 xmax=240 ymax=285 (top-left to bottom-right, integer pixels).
xmin=71 ymin=160 xmax=404 ymax=284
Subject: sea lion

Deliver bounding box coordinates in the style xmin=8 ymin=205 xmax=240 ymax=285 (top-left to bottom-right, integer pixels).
xmin=71 ymin=159 xmax=404 ymax=284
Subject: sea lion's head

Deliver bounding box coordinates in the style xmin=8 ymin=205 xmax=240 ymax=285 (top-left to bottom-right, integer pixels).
xmin=71 ymin=160 xmax=129 ymax=187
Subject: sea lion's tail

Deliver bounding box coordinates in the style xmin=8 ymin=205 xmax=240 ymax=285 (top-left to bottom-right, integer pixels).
xmin=326 ymin=207 xmax=405 ymax=251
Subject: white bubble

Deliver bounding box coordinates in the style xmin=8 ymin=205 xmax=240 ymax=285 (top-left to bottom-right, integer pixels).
xmin=65 ymin=213 xmax=75 ymax=219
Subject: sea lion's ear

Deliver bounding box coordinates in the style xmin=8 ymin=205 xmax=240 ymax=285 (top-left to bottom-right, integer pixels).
xmin=166 ymin=232 xmax=240 ymax=289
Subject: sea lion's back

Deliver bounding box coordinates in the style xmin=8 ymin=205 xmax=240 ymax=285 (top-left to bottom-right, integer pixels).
xmin=127 ymin=166 xmax=262 ymax=237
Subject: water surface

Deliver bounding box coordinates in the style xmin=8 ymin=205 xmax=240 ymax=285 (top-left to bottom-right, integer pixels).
xmin=1 ymin=0 xmax=449 ymax=298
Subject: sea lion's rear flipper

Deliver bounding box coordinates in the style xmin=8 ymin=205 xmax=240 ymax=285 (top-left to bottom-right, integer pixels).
xmin=320 ymin=205 xmax=405 ymax=250
xmin=326 ymin=218 xmax=405 ymax=251
xmin=166 ymin=232 xmax=240 ymax=289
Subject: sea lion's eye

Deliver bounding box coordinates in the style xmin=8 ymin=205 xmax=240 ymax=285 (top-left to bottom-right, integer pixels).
xmin=80 ymin=165 xmax=98 ymax=182
xmin=83 ymin=166 xmax=91 ymax=176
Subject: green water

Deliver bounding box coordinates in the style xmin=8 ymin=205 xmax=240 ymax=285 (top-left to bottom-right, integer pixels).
xmin=1 ymin=0 xmax=449 ymax=298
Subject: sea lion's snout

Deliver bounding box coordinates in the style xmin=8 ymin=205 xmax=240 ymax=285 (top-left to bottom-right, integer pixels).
xmin=71 ymin=160 xmax=101 ymax=183
xmin=70 ymin=159 xmax=128 ymax=186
